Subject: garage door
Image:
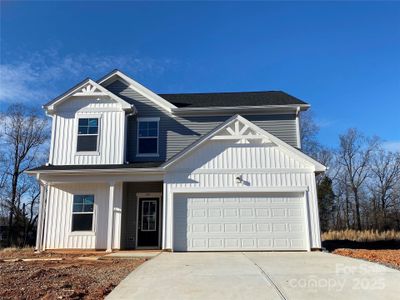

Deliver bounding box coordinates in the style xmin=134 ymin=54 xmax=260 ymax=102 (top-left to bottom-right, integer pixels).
xmin=173 ymin=193 xmax=309 ymax=251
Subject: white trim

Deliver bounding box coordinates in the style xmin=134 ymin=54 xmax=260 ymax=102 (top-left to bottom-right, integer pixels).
xmin=137 ymin=117 xmax=160 ymax=122
xmin=74 ymin=114 xmax=102 ymax=156
xmin=211 ymin=134 xmax=265 ymax=140
xmin=135 ymin=193 xmax=162 ymax=249
xmin=304 ymin=190 xmax=312 ymax=252
xmin=168 ymin=168 xmax=315 ymax=174
xmin=27 ymin=168 xmax=164 ymax=174
xmin=70 ymin=194 xmax=96 ymax=233
xmin=106 ymin=183 xmax=115 ymax=252
xmin=48 ymin=115 xmax=56 ymax=165
xmin=42 ymin=184 xmax=52 ymax=250
xmin=44 ymin=78 xmax=134 ymax=114
xmin=136 ymin=192 xmax=163 ymax=198
xmin=162 ymin=114 xmax=326 ymax=172
xmin=136 ymin=118 xmax=159 ymax=157
xmin=98 ymin=70 xmax=177 ymax=113
xmin=170 ymin=186 xmax=308 ymax=194
xmin=171 ymin=104 xmax=310 ymax=116
xmin=296 ymin=107 xmax=301 ymax=148
xmin=35 ymin=183 xmax=46 ymax=251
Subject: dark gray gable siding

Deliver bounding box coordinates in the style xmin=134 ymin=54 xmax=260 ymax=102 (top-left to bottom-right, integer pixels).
xmin=106 ymin=80 xmax=298 ymax=163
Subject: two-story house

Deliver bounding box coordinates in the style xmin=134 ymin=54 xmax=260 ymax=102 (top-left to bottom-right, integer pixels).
xmin=28 ymin=70 xmax=325 ymax=252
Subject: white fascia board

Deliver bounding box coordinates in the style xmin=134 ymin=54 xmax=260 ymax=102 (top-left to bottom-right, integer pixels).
xmin=26 ymin=167 xmax=165 ymax=176
xmin=171 ymin=104 xmax=310 ymax=116
xmin=44 ymin=79 xmax=135 ymax=114
xmin=170 ymin=186 xmax=309 ymax=194
xmin=162 ymin=114 xmax=326 ymax=172
xmin=98 ymin=70 xmax=177 ymax=113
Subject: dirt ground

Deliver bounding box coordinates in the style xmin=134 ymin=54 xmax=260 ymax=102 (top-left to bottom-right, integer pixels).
xmin=333 ymin=249 xmax=400 ymax=270
xmin=0 ymin=249 xmax=146 ymax=300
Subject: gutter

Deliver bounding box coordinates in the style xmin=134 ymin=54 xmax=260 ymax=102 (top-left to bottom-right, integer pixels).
xmin=26 ymin=167 xmax=166 ymax=176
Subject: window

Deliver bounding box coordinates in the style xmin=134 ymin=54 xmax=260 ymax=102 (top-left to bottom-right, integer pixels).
xmin=72 ymin=195 xmax=94 ymax=231
xmin=137 ymin=119 xmax=159 ymax=155
xmin=141 ymin=200 xmax=157 ymax=231
xmin=77 ymin=118 xmax=99 ymax=152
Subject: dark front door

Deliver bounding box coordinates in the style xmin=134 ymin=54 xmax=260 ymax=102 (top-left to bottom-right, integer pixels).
xmin=137 ymin=198 xmax=160 ymax=248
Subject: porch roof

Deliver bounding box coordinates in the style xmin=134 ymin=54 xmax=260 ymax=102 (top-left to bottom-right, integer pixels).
xmin=27 ymin=162 xmax=163 ymax=172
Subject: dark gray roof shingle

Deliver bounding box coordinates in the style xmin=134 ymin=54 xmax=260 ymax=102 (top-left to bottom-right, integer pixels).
xmin=158 ymin=91 xmax=307 ymax=108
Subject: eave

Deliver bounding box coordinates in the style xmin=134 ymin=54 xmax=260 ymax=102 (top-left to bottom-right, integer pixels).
xmin=171 ymin=104 xmax=310 ymax=116
xmin=26 ymin=167 xmax=165 ymax=176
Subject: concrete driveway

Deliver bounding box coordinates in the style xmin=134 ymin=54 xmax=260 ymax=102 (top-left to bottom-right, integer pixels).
xmin=107 ymin=252 xmax=400 ymax=300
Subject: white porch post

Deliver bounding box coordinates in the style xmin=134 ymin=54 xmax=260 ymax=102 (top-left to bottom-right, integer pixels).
xmin=35 ymin=183 xmax=46 ymax=252
xmin=106 ymin=182 xmax=115 ymax=252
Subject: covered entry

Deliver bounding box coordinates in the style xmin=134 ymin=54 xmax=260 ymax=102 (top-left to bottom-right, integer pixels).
xmin=121 ymin=182 xmax=163 ymax=249
xmin=173 ymin=192 xmax=310 ymax=251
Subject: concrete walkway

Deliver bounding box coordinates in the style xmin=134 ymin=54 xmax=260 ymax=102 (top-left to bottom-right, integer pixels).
xmin=107 ymin=252 xmax=400 ymax=300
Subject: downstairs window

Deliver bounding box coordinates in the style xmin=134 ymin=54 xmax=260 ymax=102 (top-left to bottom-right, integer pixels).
xmin=72 ymin=195 xmax=94 ymax=231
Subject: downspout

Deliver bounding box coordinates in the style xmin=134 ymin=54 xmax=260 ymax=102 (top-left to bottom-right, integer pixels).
xmin=35 ymin=177 xmax=47 ymax=252
xmin=124 ymin=106 xmax=136 ymax=163
xmin=295 ymin=106 xmax=301 ymax=149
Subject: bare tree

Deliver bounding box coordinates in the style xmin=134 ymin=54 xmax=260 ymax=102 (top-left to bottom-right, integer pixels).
xmin=300 ymin=110 xmax=320 ymax=158
xmin=0 ymin=104 xmax=49 ymax=246
xmin=336 ymin=128 xmax=378 ymax=230
xmin=369 ymin=149 xmax=400 ymax=230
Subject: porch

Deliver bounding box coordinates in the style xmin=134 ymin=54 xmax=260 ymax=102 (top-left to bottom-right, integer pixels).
xmin=34 ymin=167 xmax=165 ymax=252
xmin=120 ymin=182 xmax=163 ymax=250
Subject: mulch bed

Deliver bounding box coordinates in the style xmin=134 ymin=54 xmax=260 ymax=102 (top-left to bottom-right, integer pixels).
xmin=333 ymin=248 xmax=400 ymax=270
xmin=0 ymin=250 xmax=146 ymax=300
xmin=322 ymin=239 xmax=400 ymax=251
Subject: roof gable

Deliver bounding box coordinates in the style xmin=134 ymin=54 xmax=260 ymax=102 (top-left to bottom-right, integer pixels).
xmin=162 ymin=114 xmax=326 ymax=172
xmin=98 ymin=69 xmax=177 ymax=113
xmin=43 ymin=78 xmax=134 ymax=114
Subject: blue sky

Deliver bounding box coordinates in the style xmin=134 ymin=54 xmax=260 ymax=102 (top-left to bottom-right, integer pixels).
xmin=1 ymin=1 xmax=399 ymax=150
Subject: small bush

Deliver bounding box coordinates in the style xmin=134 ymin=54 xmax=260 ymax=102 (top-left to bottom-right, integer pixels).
xmin=321 ymin=230 xmax=400 ymax=242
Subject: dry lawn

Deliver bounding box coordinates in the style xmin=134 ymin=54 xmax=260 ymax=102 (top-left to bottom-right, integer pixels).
xmin=322 ymin=229 xmax=400 ymax=242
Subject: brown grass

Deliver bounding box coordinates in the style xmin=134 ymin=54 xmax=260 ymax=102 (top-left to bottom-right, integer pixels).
xmin=322 ymin=229 xmax=400 ymax=242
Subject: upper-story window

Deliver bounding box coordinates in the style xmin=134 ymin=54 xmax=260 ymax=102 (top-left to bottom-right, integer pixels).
xmin=77 ymin=118 xmax=99 ymax=152
xmin=137 ymin=118 xmax=159 ymax=156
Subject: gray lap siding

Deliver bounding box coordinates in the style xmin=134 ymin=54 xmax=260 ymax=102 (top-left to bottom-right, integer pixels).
xmin=106 ymin=80 xmax=298 ymax=163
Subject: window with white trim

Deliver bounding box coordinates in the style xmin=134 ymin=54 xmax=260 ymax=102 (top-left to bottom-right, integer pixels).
xmin=77 ymin=118 xmax=99 ymax=152
xmin=72 ymin=195 xmax=94 ymax=231
xmin=137 ymin=118 xmax=159 ymax=155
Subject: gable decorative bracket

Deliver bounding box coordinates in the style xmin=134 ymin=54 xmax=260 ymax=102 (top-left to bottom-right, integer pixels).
xmin=211 ymin=120 xmax=272 ymax=144
xmin=73 ymin=83 xmax=108 ymax=97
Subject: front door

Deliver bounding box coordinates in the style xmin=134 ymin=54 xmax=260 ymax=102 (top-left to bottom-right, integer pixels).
xmin=137 ymin=198 xmax=160 ymax=248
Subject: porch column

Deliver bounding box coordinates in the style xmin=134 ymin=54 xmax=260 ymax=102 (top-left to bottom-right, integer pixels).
xmin=106 ymin=182 xmax=115 ymax=252
xmin=35 ymin=183 xmax=46 ymax=252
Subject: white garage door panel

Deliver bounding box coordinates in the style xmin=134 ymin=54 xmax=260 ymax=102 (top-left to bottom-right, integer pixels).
xmin=173 ymin=194 xmax=308 ymax=251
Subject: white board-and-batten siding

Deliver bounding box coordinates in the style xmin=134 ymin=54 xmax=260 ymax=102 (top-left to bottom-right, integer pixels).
xmin=49 ymin=97 xmax=125 ymax=165
xmin=43 ymin=183 xmax=122 ymax=250
xmin=163 ymin=140 xmax=321 ymax=250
